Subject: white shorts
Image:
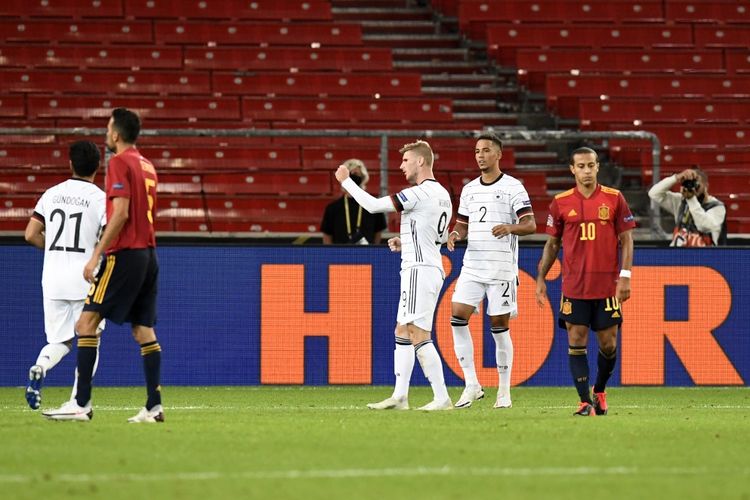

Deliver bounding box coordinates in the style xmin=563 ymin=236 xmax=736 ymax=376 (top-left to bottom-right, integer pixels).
xmin=397 ymin=266 xmax=444 ymax=332
xmin=43 ymin=297 xmax=105 ymax=344
xmin=452 ymin=272 xmax=518 ymax=318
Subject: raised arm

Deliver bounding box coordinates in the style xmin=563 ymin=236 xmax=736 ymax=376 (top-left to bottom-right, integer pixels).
xmin=336 ymin=167 xmax=396 ymax=214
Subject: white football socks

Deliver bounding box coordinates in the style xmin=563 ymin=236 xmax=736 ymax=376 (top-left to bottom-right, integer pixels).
xmin=415 ymin=341 xmax=449 ymax=402
xmin=391 ymin=338 xmax=414 ymax=400
xmin=492 ymin=327 xmax=513 ymax=398
xmin=451 ymin=317 xmax=480 ymax=387
xmin=35 ymin=343 xmax=71 ymax=375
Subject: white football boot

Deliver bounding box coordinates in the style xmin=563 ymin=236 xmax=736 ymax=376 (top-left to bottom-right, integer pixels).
xmin=493 ymin=393 xmax=512 ymax=409
xmin=417 ymin=398 xmax=453 ymax=411
xmin=128 ymin=404 xmax=165 ymax=423
xmin=43 ymin=400 xmax=93 ymax=421
xmin=366 ymin=396 xmax=409 ymax=410
xmin=454 ymin=384 xmax=484 ymax=408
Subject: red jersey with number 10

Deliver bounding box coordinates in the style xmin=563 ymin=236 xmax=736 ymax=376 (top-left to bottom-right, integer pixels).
xmin=546 ymin=184 xmax=635 ymax=299
xmin=106 ymin=147 xmax=157 ymax=253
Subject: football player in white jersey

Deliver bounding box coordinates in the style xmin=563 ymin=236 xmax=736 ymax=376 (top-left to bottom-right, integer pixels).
xmin=24 ymin=141 xmax=106 ymax=410
xmin=335 ymin=140 xmax=454 ymax=411
xmin=446 ymin=133 xmax=536 ymax=409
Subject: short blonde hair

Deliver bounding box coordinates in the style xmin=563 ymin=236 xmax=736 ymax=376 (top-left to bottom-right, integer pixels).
xmin=399 ymin=140 xmax=434 ymax=168
xmin=342 ymin=158 xmax=369 ymax=185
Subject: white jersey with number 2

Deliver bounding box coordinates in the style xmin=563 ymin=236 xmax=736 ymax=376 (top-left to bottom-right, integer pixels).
xmin=395 ymin=179 xmax=453 ymax=276
xmin=33 ymin=178 xmax=106 ymax=300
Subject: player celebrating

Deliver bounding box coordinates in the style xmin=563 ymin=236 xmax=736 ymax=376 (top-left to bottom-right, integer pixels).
xmin=44 ymin=108 xmax=163 ymax=423
xmin=24 ymin=141 xmax=106 ymax=410
xmin=335 ymin=140 xmax=454 ymax=411
xmin=447 ymin=133 xmax=536 ymax=409
xmin=535 ymin=147 xmax=635 ymax=417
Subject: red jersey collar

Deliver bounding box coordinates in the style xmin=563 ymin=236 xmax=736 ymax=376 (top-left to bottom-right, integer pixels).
xmin=574 ymin=183 xmax=601 ymax=200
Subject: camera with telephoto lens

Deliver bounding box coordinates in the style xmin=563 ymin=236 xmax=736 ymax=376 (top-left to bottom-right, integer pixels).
xmin=681 ymin=178 xmax=699 ymax=191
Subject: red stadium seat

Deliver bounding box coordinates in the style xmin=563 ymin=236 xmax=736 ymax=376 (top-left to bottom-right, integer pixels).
xmin=241 ymin=97 xmax=453 ymax=123
xmin=546 ymin=74 xmax=750 ymax=116
xmin=726 ymin=51 xmax=750 ymax=74
xmin=0 ymin=20 xmax=153 ymax=44
xmin=666 ymin=0 xmax=750 ymax=23
xmin=0 ymin=194 xmax=35 ymax=230
xmin=0 ymin=145 xmax=72 ymax=169
xmin=157 ymin=174 xmax=203 ymax=194
xmin=144 ymin=146 xmax=301 ymax=170
xmin=727 ymin=218 xmax=750 ymax=234
xmin=0 ymin=70 xmax=211 ymax=96
xmin=697 ymin=172 xmax=750 ymax=195
xmin=459 ymin=0 xmax=665 ymax=40
xmin=154 ymin=22 xmax=362 ymax=46
xmin=0 ymin=96 xmax=28 ymax=118
xmin=515 ymin=49 xmax=725 ymax=90
xmin=202 ymin=172 xmax=332 ymax=195
xmin=184 ymin=47 xmax=392 ymax=71
xmin=212 ymin=72 xmax=422 ymax=97
xmin=661 ymin=149 xmax=750 ymax=173
xmin=124 ymin=0 xmax=332 ymax=20
xmin=0 ymin=45 xmax=183 ymax=70
xmin=694 ymin=26 xmax=750 ymax=48
xmin=1 ymin=0 xmax=123 ymax=17
xmin=608 ymin=124 xmax=750 ymax=148
xmin=27 ymin=95 xmax=241 ymax=121
xmin=0 ymin=173 xmax=68 ymax=194
xmin=578 ymin=98 xmax=750 ymax=125
xmin=205 ymin=197 xmax=329 ymax=232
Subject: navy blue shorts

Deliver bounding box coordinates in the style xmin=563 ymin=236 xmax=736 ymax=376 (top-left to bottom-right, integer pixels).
xmin=557 ymin=294 xmax=623 ymax=331
xmin=83 ymin=248 xmax=158 ymax=327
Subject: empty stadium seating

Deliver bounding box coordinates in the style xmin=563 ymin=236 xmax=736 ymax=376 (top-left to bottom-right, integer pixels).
xmin=578 ymin=98 xmax=750 ymax=126
xmin=0 ymin=70 xmax=212 ymax=96
xmin=546 ymin=74 xmax=750 ymax=116
xmin=0 ymin=20 xmax=154 ymax=44
xmin=154 ymin=22 xmax=362 ymax=46
xmin=183 ymin=47 xmax=392 ymax=71
xmin=459 ymin=0 xmax=665 ymax=39
xmin=123 ymin=0 xmax=333 ymax=20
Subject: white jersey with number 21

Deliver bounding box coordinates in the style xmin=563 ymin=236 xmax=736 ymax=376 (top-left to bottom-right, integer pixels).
xmin=33 ymin=178 xmax=106 ymax=300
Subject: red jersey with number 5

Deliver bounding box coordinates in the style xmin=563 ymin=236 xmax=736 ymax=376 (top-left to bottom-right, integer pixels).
xmin=106 ymin=147 xmax=157 ymax=252
xmin=546 ymin=184 xmax=635 ymax=299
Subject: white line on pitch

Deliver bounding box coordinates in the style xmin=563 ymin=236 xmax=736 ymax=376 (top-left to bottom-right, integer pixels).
xmin=0 ymin=465 xmax=747 ymax=484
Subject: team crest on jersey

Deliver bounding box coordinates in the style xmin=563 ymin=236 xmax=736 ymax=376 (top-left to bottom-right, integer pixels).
xmin=598 ymin=205 xmax=610 ymax=222
xmin=562 ymin=300 xmax=572 ymax=315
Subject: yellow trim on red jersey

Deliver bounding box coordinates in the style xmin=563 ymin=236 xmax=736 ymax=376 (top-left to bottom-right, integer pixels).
xmin=601 ymin=185 xmax=621 ymax=195
xmin=554 ymin=188 xmax=575 ymax=199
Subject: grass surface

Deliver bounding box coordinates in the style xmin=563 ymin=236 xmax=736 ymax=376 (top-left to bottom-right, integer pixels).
xmin=1 ymin=386 xmax=749 ymax=500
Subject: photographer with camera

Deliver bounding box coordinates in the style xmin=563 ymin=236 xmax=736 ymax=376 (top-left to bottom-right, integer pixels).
xmin=321 ymin=158 xmax=387 ymax=245
xmin=648 ymin=167 xmax=726 ymax=247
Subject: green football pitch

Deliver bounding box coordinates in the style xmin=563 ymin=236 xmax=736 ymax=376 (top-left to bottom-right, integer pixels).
xmin=1 ymin=386 xmax=748 ymax=500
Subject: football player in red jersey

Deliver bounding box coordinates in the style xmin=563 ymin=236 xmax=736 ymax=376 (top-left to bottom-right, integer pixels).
xmin=44 ymin=108 xmax=164 ymax=423
xmin=535 ymin=147 xmax=635 ymax=417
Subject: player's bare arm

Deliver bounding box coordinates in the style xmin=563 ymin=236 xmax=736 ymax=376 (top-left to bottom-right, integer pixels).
xmin=24 ymin=218 xmax=45 ymax=249
xmin=535 ymin=236 xmax=561 ymax=307
xmin=83 ymin=196 xmax=129 ymax=282
xmin=491 ymin=213 xmax=537 ymax=238
xmin=616 ymin=229 xmax=634 ymax=303
xmin=446 ymin=219 xmax=468 ymax=252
